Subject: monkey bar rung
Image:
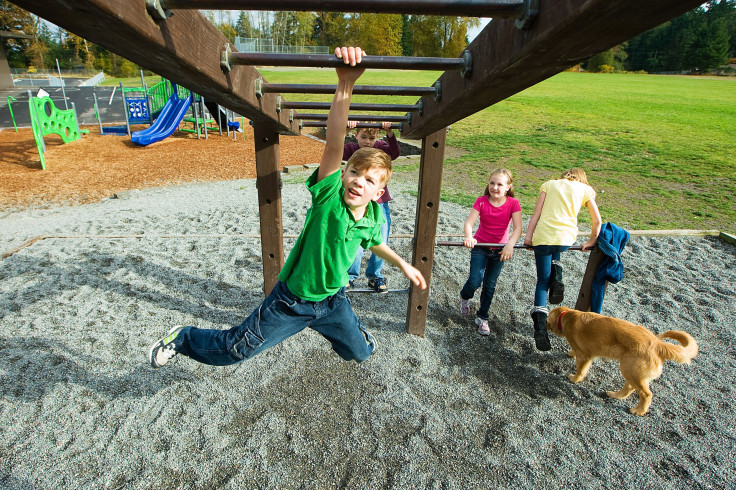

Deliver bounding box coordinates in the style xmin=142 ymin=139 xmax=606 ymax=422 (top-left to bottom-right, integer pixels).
xmin=154 ymin=0 xmax=530 ymax=19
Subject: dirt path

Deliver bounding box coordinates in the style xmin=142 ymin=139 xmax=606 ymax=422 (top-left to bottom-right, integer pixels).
xmin=0 ymin=126 xmax=326 ymax=210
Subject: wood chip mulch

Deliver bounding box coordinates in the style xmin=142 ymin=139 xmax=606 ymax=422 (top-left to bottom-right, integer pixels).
xmin=0 ymin=125 xmax=326 ymax=210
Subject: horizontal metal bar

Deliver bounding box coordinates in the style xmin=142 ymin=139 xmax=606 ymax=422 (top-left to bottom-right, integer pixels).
xmin=301 ymin=121 xmax=403 ymax=130
xmin=347 ymin=288 xmax=410 ymax=294
xmin=282 ymin=101 xmax=419 ymax=112
xmin=230 ymin=52 xmax=465 ymax=71
xmin=436 ymin=241 xmax=585 ymax=251
xmin=263 ymin=83 xmax=436 ymax=97
xmin=295 ymin=113 xmax=409 ymax=122
xmin=158 ymin=0 xmax=528 ymax=17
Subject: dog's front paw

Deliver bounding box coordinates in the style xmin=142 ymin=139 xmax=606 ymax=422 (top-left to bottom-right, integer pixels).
xmin=568 ymin=374 xmax=583 ymax=383
xmin=629 ymin=406 xmax=648 ymax=416
xmin=567 ymin=349 xmax=576 ymax=358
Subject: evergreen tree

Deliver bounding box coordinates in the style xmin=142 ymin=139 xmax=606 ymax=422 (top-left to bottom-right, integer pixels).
xmin=236 ymin=11 xmax=258 ymax=38
xmin=401 ymin=14 xmax=413 ymax=56
xmin=586 ymin=49 xmax=615 ymax=72
xmin=625 ymin=1 xmax=734 ymax=72
xmin=0 ymin=0 xmax=35 ymax=67
xmin=313 ymin=12 xmax=349 ymax=48
xmin=347 ymin=13 xmax=402 ymax=55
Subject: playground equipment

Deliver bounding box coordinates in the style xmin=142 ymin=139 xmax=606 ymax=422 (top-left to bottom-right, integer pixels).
xmin=95 ymin=75 xmax=174 ymax=135
xmin=131 ymin=84 xmax=192 ymax=145
xmin=180 ymin=94 xmax=219 ymax=139
xmin=7 ymin=96 xmax=17 ymax=131
xmin=27 ymin=90 xmax=81 ymax=170
xmin=177 ymin=94 xmax=244 ymax=140
xmin=16 ymin=0 xmax=706 ymax=336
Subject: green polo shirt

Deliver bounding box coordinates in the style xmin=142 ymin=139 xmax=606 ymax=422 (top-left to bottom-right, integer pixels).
xmin=278 ymin=169 xmax=385 ymax=301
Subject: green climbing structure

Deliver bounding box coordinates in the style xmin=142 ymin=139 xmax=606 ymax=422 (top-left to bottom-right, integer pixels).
xmin=28 ymin=95 xmax=81 ymax=170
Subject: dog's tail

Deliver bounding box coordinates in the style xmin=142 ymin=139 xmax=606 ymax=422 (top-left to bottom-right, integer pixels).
xmin=656 ymin=330 xmax=698 ymax=364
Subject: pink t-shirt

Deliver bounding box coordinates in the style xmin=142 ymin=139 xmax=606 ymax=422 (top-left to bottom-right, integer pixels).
xmin=472 ymin=195 xmax=521 ymax=244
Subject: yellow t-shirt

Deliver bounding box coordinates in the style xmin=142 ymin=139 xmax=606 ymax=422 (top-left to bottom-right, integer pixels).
xmin=532 ymin=179 xmax=596 ymax=246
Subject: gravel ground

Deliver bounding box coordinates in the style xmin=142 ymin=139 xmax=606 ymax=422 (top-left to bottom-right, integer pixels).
xmin=1 ymin=170 xmax=735 ymax=488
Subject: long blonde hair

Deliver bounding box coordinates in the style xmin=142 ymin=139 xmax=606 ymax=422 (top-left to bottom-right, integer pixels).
xmin=484 ymin=168 xmax=515 ymax=198
xmin=560 ymin=168 xmax=589 ymax=185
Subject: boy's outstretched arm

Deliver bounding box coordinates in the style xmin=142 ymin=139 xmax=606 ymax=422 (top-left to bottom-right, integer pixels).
xmin=318 ymin=47 xmax=366 ymax=182
xmin=369 ymin=243 xmax=427 ymax=289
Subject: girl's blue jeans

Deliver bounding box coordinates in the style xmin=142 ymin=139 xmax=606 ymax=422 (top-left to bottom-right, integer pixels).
xmin=533 ymin=245 xmax=570 ymax=307
xmin=349 ymin=202 xmax=391 ymax=281
xmin=172 ymin=281 xmax=376 ymax=365
xmin=460 ymin=247 xmax=504 ymax=320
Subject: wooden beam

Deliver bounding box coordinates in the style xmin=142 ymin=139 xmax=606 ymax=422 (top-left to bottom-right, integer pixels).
xmin=11 ymin=0 xmax=298 ymax=135
xmin=253 ymin=124 xmax=284 ymax=296
xmin=575 ymin=247 xmax=606 ymax=312
xmin=406 ymin=128 xmax=447 ymax=337
xmin=402 ymin=0 xmax=705 ymax=139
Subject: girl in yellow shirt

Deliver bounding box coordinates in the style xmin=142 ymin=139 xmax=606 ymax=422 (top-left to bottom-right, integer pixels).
xmin=523 ymin=168 xmax=602 ymax=351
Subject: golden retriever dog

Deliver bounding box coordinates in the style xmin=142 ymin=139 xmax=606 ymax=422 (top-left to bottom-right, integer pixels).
xmin=547 ymin=306 xmax=698 ymax=416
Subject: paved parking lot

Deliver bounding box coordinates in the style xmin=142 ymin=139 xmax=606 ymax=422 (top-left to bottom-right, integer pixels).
xmin=0 ymin=84 xmax=127 ymax=130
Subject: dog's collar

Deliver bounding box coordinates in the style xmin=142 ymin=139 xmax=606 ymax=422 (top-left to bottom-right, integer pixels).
xmin=558 ymin=310 xmax=568 ymax=332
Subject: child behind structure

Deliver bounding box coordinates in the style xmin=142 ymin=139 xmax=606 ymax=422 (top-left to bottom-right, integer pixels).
xmin=148 ymin=47 xmax=426 ymax=370
xmin=524 ymin=167 xmax=601 ymax=351
xmin=344 ymin=121 xmax=400 ymax=293
xmin=458 ymin=168 xmax=522 ymax=335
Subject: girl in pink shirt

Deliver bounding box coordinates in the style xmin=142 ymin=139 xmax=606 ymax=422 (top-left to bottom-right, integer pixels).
xmin=459 ymin=169 xmax=523 ymax=335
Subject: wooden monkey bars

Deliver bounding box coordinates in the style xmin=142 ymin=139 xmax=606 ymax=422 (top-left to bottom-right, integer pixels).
xmin=300 ymin=122 xmax=403 ymax=130
xmin=259 ymin=84 xmax=439 ymax=98
xmin=225 ymin=51 xmax=472 ymax=77
xmin=148 ymin=0 xmax=534 ymax=20
xmin=11 ymin=0 xmax=708 ymax=336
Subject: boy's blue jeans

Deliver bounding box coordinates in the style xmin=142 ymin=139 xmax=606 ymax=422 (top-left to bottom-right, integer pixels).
xmin=533 ymin=245 xmax=570 ymax=307
xmin=348 ymin=202 xmax=390 ymax=282
xmin=460 ymin=247 xmax=504 ymax=320
xmin=172 ymin=281 xmax=376 ymax=365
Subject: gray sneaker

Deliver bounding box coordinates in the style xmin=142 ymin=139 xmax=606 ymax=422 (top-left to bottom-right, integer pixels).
xmin=148 ymin=326 xmax=184 ymax=368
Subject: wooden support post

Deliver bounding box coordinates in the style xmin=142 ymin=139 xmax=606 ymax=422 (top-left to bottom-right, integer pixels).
xmin=406 ymin=128 xmax=447 ymax=337
xmin=574 ymin=247 xmax=606 ymax=312
xmin=253 ymin=124 xmax=284 ymax=296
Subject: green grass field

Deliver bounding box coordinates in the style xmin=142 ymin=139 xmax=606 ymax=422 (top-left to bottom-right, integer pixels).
xmin=107 ymin=69 xmax=734 ymax=231
xmin=260 ymin=69 xmax=736 ymax=232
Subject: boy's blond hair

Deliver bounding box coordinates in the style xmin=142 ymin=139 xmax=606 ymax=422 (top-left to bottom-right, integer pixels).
xmin=345 ymin=148 xmax=392 ymax=186
xmin=354 ymin=127 xmax=380 ymax=137
xmin=560 ymin=168 xmax=590 ymax=186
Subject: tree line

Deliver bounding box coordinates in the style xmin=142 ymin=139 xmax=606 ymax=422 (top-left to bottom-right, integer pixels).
xmin=2 ymin=1 xmax=734 ymax=77
xmin=588 ymin=1 xmax=735 ymax=73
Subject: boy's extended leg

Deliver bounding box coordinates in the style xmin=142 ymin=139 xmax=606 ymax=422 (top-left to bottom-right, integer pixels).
xmin=310 ymin=289 xmax=376 ymax=363
xmin=148 ymin=281 xmax=311 ymax=368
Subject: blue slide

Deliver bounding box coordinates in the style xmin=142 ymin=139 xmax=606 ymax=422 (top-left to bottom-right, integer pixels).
xmin=131 ymin=92 xmax=192 ymax=146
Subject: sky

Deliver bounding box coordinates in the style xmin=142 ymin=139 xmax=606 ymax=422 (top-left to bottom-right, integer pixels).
xmin=467 ymin=18 xmax=492 ymax=42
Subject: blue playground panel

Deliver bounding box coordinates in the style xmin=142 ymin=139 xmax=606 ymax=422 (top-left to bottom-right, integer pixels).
xmin=126 ymin=97 xmax=150 ymax=124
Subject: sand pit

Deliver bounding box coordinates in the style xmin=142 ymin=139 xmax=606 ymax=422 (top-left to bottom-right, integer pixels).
xmin=1 ymin=127 xmax=735 ymax=487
